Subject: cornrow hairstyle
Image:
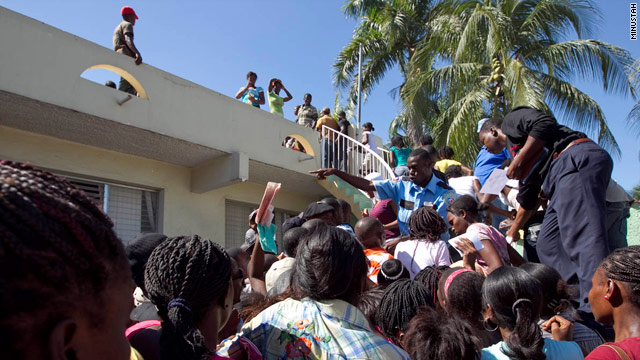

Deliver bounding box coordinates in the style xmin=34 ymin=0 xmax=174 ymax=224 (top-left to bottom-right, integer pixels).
xmin=404 ymin=307 xmax=481 ymax=360
xmin=414 ymin=266 xmax=448 ymax=306
xmin=482 ymin=266 xmax=545 ymax=360
xmin=375 ymin=279 xmax=434 ymax=345
xmin=601 ymin=246 xmax=640 ymax=308
xmin=0 ymin=160 xmax=129 ymax=357
xmin=447 ymin=195 xmax=481 ymax=221
xmin=291 ymin=226 xmax=367 ymax=305
xmin=479 ymin=117 xmax=503 ymax=134
xmin=377 ymin=259 xmax=410 ymax=288
xmin=144 ymin=235 xmax=232 ymax=360
xmin=408 ymin=206 xmax=447 ymax=241
xmin=520 ymin=263 xmax=578 ymax=318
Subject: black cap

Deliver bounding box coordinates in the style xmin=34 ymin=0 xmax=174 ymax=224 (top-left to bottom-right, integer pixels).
xmin=303 ymin=201 xmax=335 ymax=219
xmin=125 ymin=233 xmax=168 ymax=291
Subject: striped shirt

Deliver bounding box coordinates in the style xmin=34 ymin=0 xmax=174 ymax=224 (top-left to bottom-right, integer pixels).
xmin=217 ymin=297 xmax=410 ymax=359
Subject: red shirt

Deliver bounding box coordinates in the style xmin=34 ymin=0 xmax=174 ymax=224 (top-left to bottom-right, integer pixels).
xmin=586 ymin=337 xmax=640 ymax=360
xmin=369 ymin=199 xmax=400 ymax=239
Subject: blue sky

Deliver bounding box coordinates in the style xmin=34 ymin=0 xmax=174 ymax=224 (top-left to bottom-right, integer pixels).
xmin=2 ymin=1 xmax=639 ymax=190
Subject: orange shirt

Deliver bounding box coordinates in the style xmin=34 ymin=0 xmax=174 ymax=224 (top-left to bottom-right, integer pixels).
xmin=364 ymin=247 xmax=393 ymax=284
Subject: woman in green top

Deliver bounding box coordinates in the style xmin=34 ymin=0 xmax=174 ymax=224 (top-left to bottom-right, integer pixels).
xmin=389 ymin=135 xmax=412 ymax=177
xmin=267 ymin=78 xmax=293 ymax=116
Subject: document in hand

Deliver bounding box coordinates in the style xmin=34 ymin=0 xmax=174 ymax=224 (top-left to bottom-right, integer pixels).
xmin=479 ymin=168 xmax=509 ymax=195
xmin=448 ymin=231 xmax=484 ymax=257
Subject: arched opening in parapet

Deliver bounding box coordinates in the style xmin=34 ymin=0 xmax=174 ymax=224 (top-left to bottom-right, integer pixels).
xmin=282 ymin=134 xmax=315 ymax=156
xmin=80 ymin=64 xmax=148 ymax=99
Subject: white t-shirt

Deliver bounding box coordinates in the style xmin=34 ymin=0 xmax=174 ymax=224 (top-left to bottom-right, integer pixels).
xmin=362 ymin=131 xmax=378 ymax=153
xmin=448 ymin=176 xmax=479 ymax=198
xmin=394 ymin=239 xmax=451 ymax=279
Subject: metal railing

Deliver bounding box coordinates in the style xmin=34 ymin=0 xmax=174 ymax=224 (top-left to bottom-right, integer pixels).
xmin=377 ymin=147 xmax=392 ymax=166
xmin=320 ymin=125 xmax=395 ymax=180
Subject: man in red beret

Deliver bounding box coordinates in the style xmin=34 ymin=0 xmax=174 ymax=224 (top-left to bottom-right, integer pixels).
xmin=113 ymin=6 xmax=143 ymax=95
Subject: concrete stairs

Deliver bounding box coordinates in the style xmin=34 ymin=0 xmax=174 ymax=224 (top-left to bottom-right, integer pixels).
xmin=317 ymin=175 xmax=374 ymax=220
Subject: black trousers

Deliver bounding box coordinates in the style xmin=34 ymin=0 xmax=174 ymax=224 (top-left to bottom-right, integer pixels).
xmin=537 ymin=141 xmax=613 ymax=311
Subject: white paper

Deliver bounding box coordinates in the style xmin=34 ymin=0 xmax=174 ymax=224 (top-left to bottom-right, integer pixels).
xmin=448 ymin=231 xmax=485 ymax=257
xmin=480 ymin=168 xmax=509 ymax=195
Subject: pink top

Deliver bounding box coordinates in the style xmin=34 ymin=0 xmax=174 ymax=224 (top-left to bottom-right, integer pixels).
xmin=586 ymin=337 xmax=640 ymax=359
xmin=467 ymin=223 xmax=510 ymax=271
xmin=369 ymin=199 xmax=400 ymax=239
xmin=394 ymin=239 xmax=451 ymax=279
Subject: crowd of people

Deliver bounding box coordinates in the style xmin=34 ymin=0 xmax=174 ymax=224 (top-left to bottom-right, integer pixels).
xmin=3 ymin=5 xmax=635 ymax=360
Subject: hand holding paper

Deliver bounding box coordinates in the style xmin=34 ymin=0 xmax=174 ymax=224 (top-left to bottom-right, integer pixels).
xmin=448 ymin=231 xmax=485 ymax=257
xmin=480 ymin=168 xmax=509 ymax=195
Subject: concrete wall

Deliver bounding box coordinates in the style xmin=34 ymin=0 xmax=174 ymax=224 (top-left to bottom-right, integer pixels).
xmin=0 ymin=125 xmax=319 ymax=246
xmin=0 ymin=7 xmax=321 ymax=173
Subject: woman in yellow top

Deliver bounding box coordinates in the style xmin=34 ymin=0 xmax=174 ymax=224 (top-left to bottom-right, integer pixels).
xmin=435 ymin=145 xmax=473 ymax=175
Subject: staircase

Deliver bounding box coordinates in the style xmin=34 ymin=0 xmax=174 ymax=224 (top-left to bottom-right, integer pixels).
xmin=317 ymin=126 xmax=396 ymax=219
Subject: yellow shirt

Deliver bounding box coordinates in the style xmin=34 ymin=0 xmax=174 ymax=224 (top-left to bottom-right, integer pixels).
xmin=315 ymin=115 xmax=340 ymax=140
xmin=435 ymin=159 xmax=462 ymax=172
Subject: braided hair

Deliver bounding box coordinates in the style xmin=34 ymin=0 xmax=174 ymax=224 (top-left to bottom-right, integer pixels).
xmin=0 ymin=160 xmax=129 ymax=357
xmin=414 ymin=266 xmax=449 ymax=306
xmin=483 ymin=266 xmax=545 ymax=360
xmin=375 ymin=279 xmax=434 ymax=345
xmin=408 ymin=206 xmax=447 ymax=241
xmin=144 ymin=235 xmax=232 ymax=360
xmin=601 ymin=246 xmax=640 ymax=308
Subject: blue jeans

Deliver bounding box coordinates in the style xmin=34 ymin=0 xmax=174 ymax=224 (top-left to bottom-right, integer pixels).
xmin=394 ymin=166 xmax=409 ymax=177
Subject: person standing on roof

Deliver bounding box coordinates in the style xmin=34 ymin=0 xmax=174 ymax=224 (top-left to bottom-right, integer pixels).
xmin=113 ymin=6 xmax=143 ymax=95
xmin=294 ymin=93 xmax=318 ymax=128
xmin=315 ymin=107 xmax=340 ymax=168
xmin=337 ymin=111 xmax=351 ymax=171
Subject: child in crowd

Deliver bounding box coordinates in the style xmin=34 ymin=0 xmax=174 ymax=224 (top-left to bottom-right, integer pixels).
xmin=414 ymin=265 xmax=450 ymax=309
xmin=378 ymin=259 xmax=411 ymax=287
xmin=445 ymin=165 xmax=482 ymax=199
xmin=403 ymin=307 xmax=481 ymax=360
xmin=438 ymin=267 xmax=501 ymax=347
xmin=585 ymin=246 xmax=640 ymax=359
xmin=435 ymin=145 xmax=473 ymax=174
xmin=0 ymin=161 xmax=134 ymax=360
xmin=395 ymin=207 xmax=451 ymax=279
xmin=447 ymin=195 xmax=523 ymax=275
xmin=481 ymin=266 xmax=583 ymax=360
xmin=265 ymin=227 xmax=307 ymax=292
xmin=521 ymin=263 xmax=604 ymax=356
xmin=355 ymin=217 xmax=394 ymax=284
xmin=131 ymin=235 xmax=242 ymax=360
xmin=390 ymin=135 xmax=412 ymax=177
xmin=375 ymin=279 xmax=435 ymax=348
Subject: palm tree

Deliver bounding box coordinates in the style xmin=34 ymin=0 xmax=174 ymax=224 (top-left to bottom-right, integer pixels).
xmin=333 ymin=0 xmax=441 ymax=145
xmin=402 ymin=0 xmax=638 ymax=165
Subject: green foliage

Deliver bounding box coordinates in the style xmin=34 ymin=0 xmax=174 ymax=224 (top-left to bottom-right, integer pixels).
xmin=633 ymin=184 xmax=640 ymax=201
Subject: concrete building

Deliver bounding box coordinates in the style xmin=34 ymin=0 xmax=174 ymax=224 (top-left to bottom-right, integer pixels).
xmin=0 ymin=7 xmax=384 ymax=248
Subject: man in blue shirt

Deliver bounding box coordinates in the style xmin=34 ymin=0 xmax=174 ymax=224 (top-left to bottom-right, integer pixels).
xmin=311 ymin=149 xmax=456 ymax=237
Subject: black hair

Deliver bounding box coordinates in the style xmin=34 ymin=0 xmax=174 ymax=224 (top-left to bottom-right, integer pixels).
xmin=479 ymin=117 xmax=503 ymax=134
xmin=246 ymin=71 xmax=257 ymax=79
xmin=264 ymin=253 xmax=278 ymax=273
xmin=291 ymin=226 xmax=367 ymax=305
xmin=226 ymin=247 xmax=248 ymax=263
xmin=415 ymin=266 xmax=449 ymax=306
xmin=0 ymin=160 xmax=129 ymax=357
xmin=105 ymin=80 xmax=117 ymax=88
xmin=408 ymin=206 xmax=447 ymax=241
xmin=601 ymin=246 xmax=640 ymax=308
xmin=144 ymin=235 xmax=232 ymax=360
xmin=378 ymin=259 xmax=410 ymax=287
xmin=441 ymin=269 xmax=485 ymax=325
xmin=336 ymin=199 xmax=351 ymax=222
xmin=320 ymin=197 xmax=341 ymax=216
xmin=420 ymin=134 xmax=434 ymax=146
xmin=126 ymin=233 xmax=168 ymax=295
xmin=421 ymin=144 xmax=440 ymax=162
xmin=482 ymin=266 xmax=545 ymax=360
xmin=375 ymin=279 xmax=434 ymax=345
xmin=439 ymin=145 xmax=455 ymax=160
xmin=391 ymin=135 xmax=406 ymax=148
xmin=408 ymin=148 xmax=433 ymax=164
xmin=447 ymin=195 xmax=482 ymax=221
xmin=444 ymin=165 xmax=464 ymax=179
xmin=520 ymin=263 xmax=578 ymax=318
xmin=283 ymin=227 xmax=307 ymax=257
xmin=304 ymin=93 xmax=312 ymax=99
xmin=356 ymin=287 xmax=386 ymax=327
xmin=404 ymin=307 xmax=480 ymax=360
xmin=300 ymin=218 xmax=329 ymax=235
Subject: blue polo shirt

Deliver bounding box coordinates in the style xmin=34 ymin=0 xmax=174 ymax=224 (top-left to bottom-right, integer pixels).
xmin=474 ymin=147 xmax=510 ymax=185
xmin=373 ymin=175 xmax=456 ymax=237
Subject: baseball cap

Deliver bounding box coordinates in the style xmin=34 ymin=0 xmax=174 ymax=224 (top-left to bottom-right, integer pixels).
xmin=477 ymin=118 xmax=489 ymax=133
xmin=303 ymin=202 xmax=335 ymax=219
xmin=121 ymin=6 xmax=139 ymax=19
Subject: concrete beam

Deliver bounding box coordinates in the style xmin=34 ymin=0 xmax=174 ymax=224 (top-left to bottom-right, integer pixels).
xmin=191 ymin=152 xmax=248 ymax=193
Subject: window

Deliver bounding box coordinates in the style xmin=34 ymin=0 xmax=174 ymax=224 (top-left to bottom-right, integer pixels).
xmin=225 ymin=200 xmax=298 ymax=250
xmin=67 ymin=177 xmax=160 ymax=244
